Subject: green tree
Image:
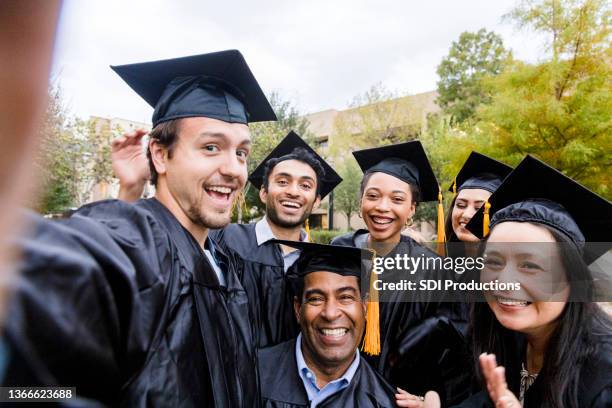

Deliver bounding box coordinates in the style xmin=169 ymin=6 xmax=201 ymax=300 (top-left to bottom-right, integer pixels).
xmin=237 ymin=92 xmax=315 ymax=222
xmin=436 ymin=29 xmax=511 ymax=123
xmin=473 ymin=0 xmax=611 ymax=197
xmin=35 ymin=87 xmax=85 ymax=214
xmin=333 ymin=159 xmax=362 ymax=229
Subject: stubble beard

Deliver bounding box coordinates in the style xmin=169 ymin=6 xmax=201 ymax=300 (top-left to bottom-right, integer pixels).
xmin=266 ymin=196 xmax=314 ymax=229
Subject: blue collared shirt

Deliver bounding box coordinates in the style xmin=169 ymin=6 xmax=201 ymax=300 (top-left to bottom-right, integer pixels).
xmin=295 ymin=333 xmax=360 ymax=408
xmin=255 ymin=216 xmax=308 ymax=272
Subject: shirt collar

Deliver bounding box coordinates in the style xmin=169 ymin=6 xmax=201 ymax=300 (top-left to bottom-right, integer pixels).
xmin=295 ymin=333 xmax=360 ymax=391
xmin=255 ymin=216 xmax=308 ymax=246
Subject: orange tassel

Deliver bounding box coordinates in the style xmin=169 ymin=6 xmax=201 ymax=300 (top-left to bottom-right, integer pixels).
xmin=437 ymin=189 xmax=446 ymax=256
xmin=362 ymin=249 xmax=380 ymax=356
xmin=483 ymin=201 xmax=491 ymax=237
xmin=305 ymin=219 xmax=311 ymax=242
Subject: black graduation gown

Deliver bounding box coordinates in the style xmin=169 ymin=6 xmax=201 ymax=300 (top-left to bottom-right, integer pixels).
xmin=210 ymin=223 xmax=299 ymax=348
xmin=453 ymin=332 xmax=612 ymax=408
xmin=331 ymin=229 xmax=471 ymax=405
xmin=258 ymin=338 xmax=397 ymax=408
xmin=3 ymin=198 xmax=257 ymax=407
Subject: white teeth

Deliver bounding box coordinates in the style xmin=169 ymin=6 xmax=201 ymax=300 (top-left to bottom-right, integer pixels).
xmin=497 ymin=296 xmax=529 ymax=307
xmin=372 ymin=216 xmax=393 ymax=224
xmin=207 ymin=186 xmax=232 ymax=194
xmin=321 ymin=328 xmax=348 ymax=337
xmin=281 ymin=201 xmax=300 ymax=208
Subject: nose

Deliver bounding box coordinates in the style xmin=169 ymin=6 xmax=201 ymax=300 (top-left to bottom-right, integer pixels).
xmin=463 ymin=206 xmax=477 ymax=220
xmin=320 ymin=298 xmax=342 ymax=321
xmin=286 ymin=181 xmax=300 ymax=197
xmin=219 ymin=150 xmax=246 ymax=181
xmin=374 ymin=197 xmax=391 ymax=212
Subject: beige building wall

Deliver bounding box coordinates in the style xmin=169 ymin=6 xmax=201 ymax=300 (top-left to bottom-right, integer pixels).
xmin=304 ymin=91 xmax=441 ymax=231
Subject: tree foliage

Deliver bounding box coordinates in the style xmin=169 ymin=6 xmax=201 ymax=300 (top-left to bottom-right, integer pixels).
xmin=35 ymin=88 xmax=85 ymax=213
xmin=474 ymin=0 xmax=611 ymax=197
xmin=436 ymin=28 xmax=511 ymax=123
xmin=333 ymin=159 xmax=362 ymax=229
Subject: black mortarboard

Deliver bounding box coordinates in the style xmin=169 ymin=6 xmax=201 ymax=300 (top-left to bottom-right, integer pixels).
xmin=352 ymin=141 xmax=439 ymax=202
xmin=450 ymin=151 xmax=512 ymax=194
xmin=466 ymin=155 xmax=612 ymax=263
xmin=274 ymin=240 xmax=372 ymax=278
xmin=276 ymin=239 xmax=381 ymax=355
xmin=248 ymin=131 xmax=342 ymax=199
xmin=111 ymin=49 xmax=277 ymax=127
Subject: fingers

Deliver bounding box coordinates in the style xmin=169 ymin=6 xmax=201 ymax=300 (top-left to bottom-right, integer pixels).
xmin=112 ymin=129 xmax=148 ymax=150
xmin=423 ymin=391 xmax=441 ymax=408
xmin=492 ymin=366 xmax=508 ymax=400
xmin=395 ymin=387 xmax=426 ymax=407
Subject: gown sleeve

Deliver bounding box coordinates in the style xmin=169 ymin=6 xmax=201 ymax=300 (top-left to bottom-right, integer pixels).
xmin=3 ymin=201 xmax=169 ymax=404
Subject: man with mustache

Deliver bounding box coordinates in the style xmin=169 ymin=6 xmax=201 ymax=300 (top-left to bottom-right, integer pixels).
xmin=3 ymin=50 xmax=274 ymax=406
xmin=114 ymin=130 xmax=342 ymax=348
xmin=258 ymin=241 xmax=397 ymax=407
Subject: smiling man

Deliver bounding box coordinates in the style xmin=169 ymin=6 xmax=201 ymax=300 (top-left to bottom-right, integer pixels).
xmin=3 ymin=50 xmax=275 ymax=406
xmin=212 ymin=131 xmax=342 ymax=347
xmin=257 ymin=241 xmax=397 ymax=408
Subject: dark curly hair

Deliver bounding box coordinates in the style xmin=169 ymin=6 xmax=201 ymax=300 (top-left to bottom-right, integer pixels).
xmin=262 ymin=147 xmax=326 ymax=197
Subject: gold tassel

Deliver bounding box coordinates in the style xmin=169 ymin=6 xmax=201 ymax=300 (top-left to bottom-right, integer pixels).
xmin=483 ymin=201 xmax=491 ymax=237
xmin=362 ymin=249 xmax=380 ymax=356
xmin=437 ymin=188 xmax=446 ymax=256
xmin=452 ymin=177 xmax=457 ymax=198
xmin=305 ymin=218 xmax=311 ymax=242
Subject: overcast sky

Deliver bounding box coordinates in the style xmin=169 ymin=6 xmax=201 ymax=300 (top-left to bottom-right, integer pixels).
xmin=50 ymin=0 xmax=548 ymax=124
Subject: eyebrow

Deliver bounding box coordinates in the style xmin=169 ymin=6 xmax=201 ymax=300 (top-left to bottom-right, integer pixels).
xmin=198 ymin=132 xmax=252 ymax=146
xmin=303 ymin=289 xmax=325 ymax=298
xmin=457 ymin=198 xmax=485 ymax=203
xmin=274 ymin=172 xmax=315 ymax=181
xmin=336 ymin=286 xmax=359 ymax=295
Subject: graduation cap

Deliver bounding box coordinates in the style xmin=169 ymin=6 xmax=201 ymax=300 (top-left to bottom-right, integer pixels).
xmin=450 ymin=151 xmax=512 ymax=194
xmin=111 ymin=49 xmax=277 ymax=127
xmin=352 ymin=141 xmax=439 ymax=202
xmin=248 ymin=131 xmax=342 ymax=199
xmin=353 ymin=141 xmax=446 ymax=255
xmin=466 ymin=155 xmax=612 ymax=263
xmin=274 ymin=239 xmax=381 ymax=356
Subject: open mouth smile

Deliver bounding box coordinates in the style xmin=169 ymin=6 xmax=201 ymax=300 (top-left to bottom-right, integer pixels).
xmin=370 ymin=215 xmax=394 ymax=225
xmin=495 ymin=295 xmax=532 ymax=307
xmin=205 ymin=185 xmax=235 ymax=203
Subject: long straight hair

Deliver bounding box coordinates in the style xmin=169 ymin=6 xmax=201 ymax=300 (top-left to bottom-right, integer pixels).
xmin=471 ymin=225 xmax=612 ymax=407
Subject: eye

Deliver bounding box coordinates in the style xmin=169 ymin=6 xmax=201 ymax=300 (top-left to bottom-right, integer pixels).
xmin=338 ymin=294 xmax=357 ymax=304
xmin=204 ymin=144 xmax=220 ymax=152
xmin=484 ymin=257 xmax=504 ymax=269
xmin=392 ymin=196 xmax=405 ymax=203
xmin=306 ymin=296 xmax=324 ymax=306
xmin=236 ymin=149 xmax=249 ymax=159
xmin=301 ymin=183 xmax=313 ymax=190
xmin=519 ymin=261 xmax=543 ymax=272
xmin=277 ymin=179 xmax=289 ymax=186
xmin=455 ymin=202 xmax=467 ymax=209
xmin=366 ymin=193 xmax=378 ymax=200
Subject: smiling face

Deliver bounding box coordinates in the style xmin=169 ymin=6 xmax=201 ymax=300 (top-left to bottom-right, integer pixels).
xmin=295 ymin=271 xmax=366 ymax=370
xmin=360 ymin=172 xmax=416 ymax=243
xmin=151 ymin=117 xmax=250 ymax=233
xmin=483 ymin=222 xmax=569 ymax=338
xmin=452 ymin=188 xmax=492 ymax=242
xmin=260 ymin=159 xmax=320 ymax=228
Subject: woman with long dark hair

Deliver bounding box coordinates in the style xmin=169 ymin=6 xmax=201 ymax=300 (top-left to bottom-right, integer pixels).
xmin=461 ymin=155 xmax=612 ymax=407
xmin=398 ymin=155 xmax=612 ymax=407
xmin=332 ymin=141 xmax=469 ymax=406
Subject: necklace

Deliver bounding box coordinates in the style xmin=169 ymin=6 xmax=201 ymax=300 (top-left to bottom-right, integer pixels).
xmin=519 ymin=363 xmax=538 ymax=405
